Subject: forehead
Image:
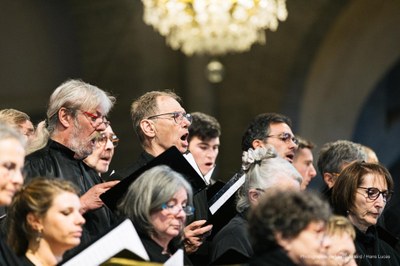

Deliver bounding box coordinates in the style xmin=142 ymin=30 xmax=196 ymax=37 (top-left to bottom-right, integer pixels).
xmin=156 ymin=95 xmax=183 ymax=112
xmin=102 ymin=125 xmax=115 ymax=135
xmin=268 ymin=122 xmax=293 ymax=134
xmin=361 ymin=173 xmax=387 ymax=187
xmin=0 ymin=138 xmax=25 ymax=158
xmin=50 ymin=191 xmax=80 ymax=209
xmin=297 ymin=148 xmax=313 ymax=159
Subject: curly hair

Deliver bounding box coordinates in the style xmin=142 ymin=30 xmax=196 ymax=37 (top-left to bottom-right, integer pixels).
xmin=248 ymin=190 xmax=331 ymax=253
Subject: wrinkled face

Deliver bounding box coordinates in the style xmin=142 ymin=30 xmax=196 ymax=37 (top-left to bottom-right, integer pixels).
xmin=18 ymin=120 xmax=35 ymax=142
xmin=38 ymin=192 xmax=85 ymax=255
xmin=0 ymin=138 xmax=25 ymax=206
xmin=326 ymin=233 xmax=356 ymax=266
xmin=282 ymin=221 xmax=330 ymax=266
xmin=293 ymin=148 xmax=317 ymax=190
xmin=150 ymin=188 xmax=187 ymax=243
xmin=83 ymin=125 xmax=116 ymax=174
xmin=264 ymin=123 xmax=298 ymax=163
xmin=147 ymin=96 xmax=191 ymax=155
xmin=70 ymin=108 xmax=108 ymax=159
xmin=348 ymin=173 xmax=388 ymax=232
xmin=188 ymin=136 xmax=220 ymax=176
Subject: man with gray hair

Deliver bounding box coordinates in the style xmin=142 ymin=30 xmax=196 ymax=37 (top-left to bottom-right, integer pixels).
xmin=317 ymin=140 xmax=366 ymax=190
xmin=210 ymin=146 xmax=302 ymax=265
xmin=24 ymin=79 xmax=119 ymax=248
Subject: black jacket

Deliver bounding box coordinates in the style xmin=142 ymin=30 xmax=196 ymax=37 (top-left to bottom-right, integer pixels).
xmin=249 ymin=247 xmax=298 ymax=266
xmin=24 ymin=139 xmax=116 ymax=248
xmin=354 ymin=226 xmax=400 ymax=266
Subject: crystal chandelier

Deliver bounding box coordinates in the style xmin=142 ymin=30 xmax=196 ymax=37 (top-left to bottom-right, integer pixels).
xmin=141 ymin=0 xmax=288 ymax=56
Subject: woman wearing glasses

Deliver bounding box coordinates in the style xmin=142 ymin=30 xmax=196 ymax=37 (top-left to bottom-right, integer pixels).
xmin=331 ymin=161 xmax=400 ymax=265
xmin=117 ymin=165 xmax=193 ymax=264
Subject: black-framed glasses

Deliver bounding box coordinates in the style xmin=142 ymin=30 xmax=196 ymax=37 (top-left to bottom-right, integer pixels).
xmin=358 ymin=186 xmax=393 ymax=202
xmin=82 ymin=110 xmax=110 ymax=127
xmin=266 ymin=132 xmax=299 ymax=145
xmin=147 ymin=112 xmax=192 ymax=124
xmin=95 ymin=133 xmax=119 ymax=147
xmin=255 ymin=188 xmax=265 ymax=193
xmin=161 ymin=203 xmax=195 ymax=216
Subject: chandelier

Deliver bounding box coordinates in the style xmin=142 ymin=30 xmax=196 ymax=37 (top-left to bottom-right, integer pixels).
xmin=141 ymin=0 xmax=288 ymax=56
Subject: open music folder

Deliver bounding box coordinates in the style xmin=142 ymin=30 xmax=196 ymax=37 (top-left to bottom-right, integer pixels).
xmin=101 ymin=146 xmax=207 ymax=212
xmin=61 ymin=219 xmax=184 ymax=266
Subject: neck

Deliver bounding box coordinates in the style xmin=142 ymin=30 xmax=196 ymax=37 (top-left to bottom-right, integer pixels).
xmin=26 ymin=241 xmax=63 ymax=266
xmin=348 ymin=214 xmax=368 ymax=233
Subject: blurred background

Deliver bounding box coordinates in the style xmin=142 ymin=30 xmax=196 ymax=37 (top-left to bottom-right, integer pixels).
xmin=1 ymin=0 xmax=400 ymax=190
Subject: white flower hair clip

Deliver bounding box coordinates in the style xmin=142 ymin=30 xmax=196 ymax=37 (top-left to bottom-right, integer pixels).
xmin=241 ymin=146 xmax=277 ymax=171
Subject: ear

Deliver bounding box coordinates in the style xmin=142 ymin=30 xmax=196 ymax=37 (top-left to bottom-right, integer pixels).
xmin=323 ymin=173 xmax=335 ymax=188
xmin=58 ymin=107 xmax=73 ymax=128
xmin=252 ymin=139 xmax=265 ymax=149
xmin=248 ymin=189 xmax=261 ymax=206
xmin=140 ymin=119 xmax=156 ymax=138
xmin=275 ymin=231 xmax=291 ymax=251
xmin=27 ymin=212 xmax=43 ymax=231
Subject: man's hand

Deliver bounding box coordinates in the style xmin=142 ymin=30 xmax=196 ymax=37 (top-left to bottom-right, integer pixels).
xmin=79 ymin=180 xmax=119 ymax=214
xmin=184 ymin=220 xmax=213 ymax=254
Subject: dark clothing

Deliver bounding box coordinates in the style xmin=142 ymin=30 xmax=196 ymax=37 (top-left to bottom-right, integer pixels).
xmin=0 ymin=237 xmax=23 ymax=266
xmin=354 ymin=226 xmax=400 ymax=266
xmin=249 ymin=247 xmax=298 ymax=266
xmin=140 ymin=233 xmax=192 ymax=265
xmin=24 ymin=139 xmax=116 ymax=248
xmin=19 ymin=256 xmax=34 ymax=266
xmin=210 ymin=212 xmax=252 ymax=265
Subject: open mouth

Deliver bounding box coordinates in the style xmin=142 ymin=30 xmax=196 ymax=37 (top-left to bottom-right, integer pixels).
xmin=180 ymin=133 xmax=189 ymax=141
xmin=286 ymin=153 xmax=294 ymax=162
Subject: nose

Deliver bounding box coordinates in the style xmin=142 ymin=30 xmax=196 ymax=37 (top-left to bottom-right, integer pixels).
xmin=95 ymin=122 xmax=107 ymax=131
xmin=375 ymin=193 xmax=386 ymax=208
xmin=310 ymin=165 xmax=317 ymax=178
xmin=76 ymin=213 xmax=86 ymax=225
xmin=105 ymin=137 xmax=114 ymax=150
xmin=320 ymin=234 xmax=332 ymax=249
xmin=12 ymin=169 xmax=24 ymax=187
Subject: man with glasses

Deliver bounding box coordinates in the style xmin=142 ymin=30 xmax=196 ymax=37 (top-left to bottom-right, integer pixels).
xmin=115 ymin=90 xmax=213 ymax=262
xmin=24 ymin=79 xmax=119 ymax=250
xmin=241 ymin=112 xmax=298 ymax=163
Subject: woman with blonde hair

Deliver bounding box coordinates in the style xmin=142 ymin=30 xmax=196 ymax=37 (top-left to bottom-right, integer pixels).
xmin=7 ymin=178 xmax=85 ymax=265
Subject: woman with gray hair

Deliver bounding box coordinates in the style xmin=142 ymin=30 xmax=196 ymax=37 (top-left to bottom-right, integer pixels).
xmin=118 ymin=165 xmax=193 ymax=264
xmin=210 ymin=146 xmax=302 ymax=265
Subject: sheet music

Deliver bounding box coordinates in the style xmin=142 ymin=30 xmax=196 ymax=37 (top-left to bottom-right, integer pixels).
xmin=164 ymin=249 xmax=183 ymax=266
xmin=209 ymin=173 xmax=246 ymax=215
xmin=62 ymin=219 xmax=149 ymax=266
xmin=183 ymin=152 xmax=208 ymax=184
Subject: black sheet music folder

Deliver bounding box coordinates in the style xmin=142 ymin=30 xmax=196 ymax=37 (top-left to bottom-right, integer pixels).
xmin=101 ymin=146 xmax=207 ymax=211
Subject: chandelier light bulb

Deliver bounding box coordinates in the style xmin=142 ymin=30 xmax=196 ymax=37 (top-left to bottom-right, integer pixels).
xmin=142 ymin=0 xmax=288 ymax=56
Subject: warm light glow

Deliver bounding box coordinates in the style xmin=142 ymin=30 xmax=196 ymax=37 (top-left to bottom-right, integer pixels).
xmin=142 ymin=0 xmax=288 ymax=56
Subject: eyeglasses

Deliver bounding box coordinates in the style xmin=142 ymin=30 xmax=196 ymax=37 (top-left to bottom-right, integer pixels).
xmin=147 ymin=112 xmax=192 ymax=124
xmin=266 ymin=132 xmax=299 ymax=145
xmin=358 ymin=186 xmax=393 ymax=202
xmin=255 ymin=188 xmax=265 ymax=193
xmin=95 ymin=133 xmax=119 ymax=147
xmin=161 ymin=203 xmax=195 ymax=216
xmin=82 ymin=111 xmax=110 ymax=127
